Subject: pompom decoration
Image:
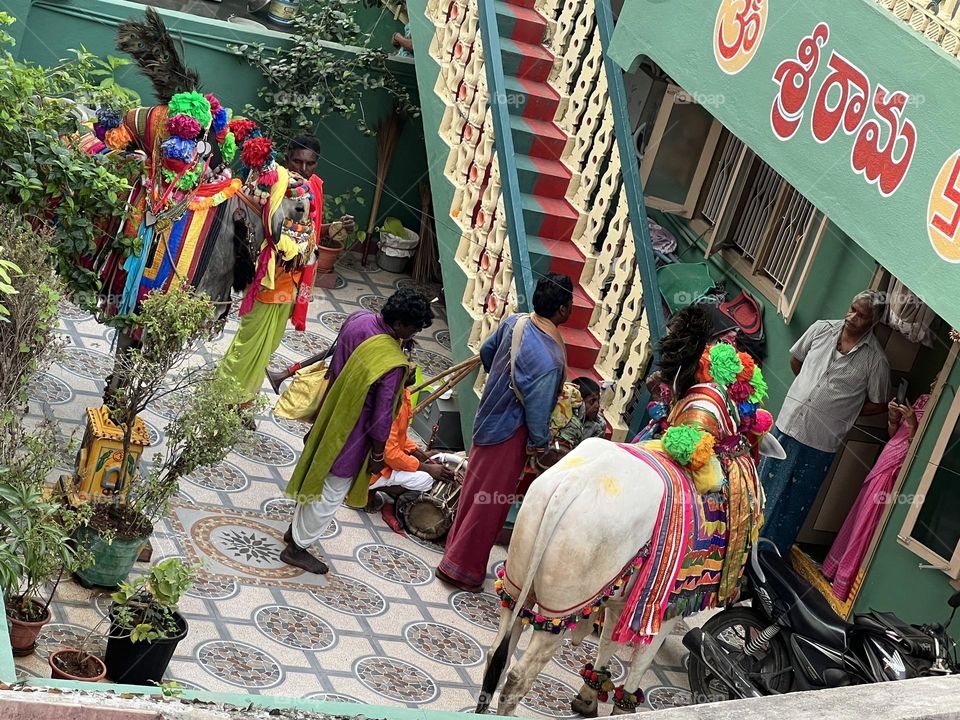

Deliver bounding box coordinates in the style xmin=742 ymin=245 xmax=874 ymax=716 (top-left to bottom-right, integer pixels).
xmin=212 ymin=107 xmax=229 ymax=134
xmin=228 ymin=118 xmax=257 ymax=144
xmin=241 ymin=136 xmax=274 ymax=170
xmin=754 ymin=409 xmax=774 ymax=434
xmin=695 ymin=352 xmax=712 ymax=384
xmin=749 ymin=366 xmax=768 ymax=403
xmin=257 ymin=167 xmax=279 ymax=187
xmin=175 ymin=167 xmax=204 ymax=191
xmin=95 ymin=107 xmax=122 ymax=130
xmin=104 ymin=125 xmax=134 ymax=151
xmin=204 ymin=93 xmax=222 ymax=115
xmin=167 ymin=91 xmax=212 ymax=129
xmin=728 ymin=380 xmax=753 ymax=404
xmin=689 ymin=433 xmax=716 ymax=470
xmin=662 ymin=425 xmax=706 ymax=466
xmin=736 ymin=352 xmax=756 ymax=383
xmin=166 ymin=114 xmax=202 ymax=140
xmin=220 ymin=132 xmax=237 ymax=164
xmin=93 ymin=122 xmax=107 ymax=142
xmin=708 ymin=343 xmax=743 ymax=387
xmin=160 ymin=136 xmax=198 ymax=164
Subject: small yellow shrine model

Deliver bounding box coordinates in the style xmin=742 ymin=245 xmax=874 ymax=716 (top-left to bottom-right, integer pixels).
xmin=65 ymin=405 xmax=151 ymax=505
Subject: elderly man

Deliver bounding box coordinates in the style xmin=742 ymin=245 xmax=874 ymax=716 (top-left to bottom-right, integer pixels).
xmin=759 ymin=291 xmax=892 ymax=555
xmin=217 ymin=135 xmax=354 ymax=423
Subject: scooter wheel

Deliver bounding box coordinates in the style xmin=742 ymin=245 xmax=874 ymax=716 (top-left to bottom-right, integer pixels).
xmin=686 ymin=606 xmax=792 ymax=703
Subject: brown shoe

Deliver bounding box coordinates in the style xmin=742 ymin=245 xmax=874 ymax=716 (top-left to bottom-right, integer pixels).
xmin=280 ymin=542 xmax=328 ymax=575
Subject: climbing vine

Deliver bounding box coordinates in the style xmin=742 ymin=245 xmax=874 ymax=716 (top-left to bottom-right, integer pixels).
xmin=232 ymin=0 xmax=419 ymax=143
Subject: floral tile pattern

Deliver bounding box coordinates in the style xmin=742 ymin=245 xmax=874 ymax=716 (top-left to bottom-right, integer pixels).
xmin=19 ymin=260 xmax=693 ymax=714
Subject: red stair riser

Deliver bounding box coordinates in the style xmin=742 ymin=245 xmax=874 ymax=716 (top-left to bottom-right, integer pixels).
xmin=504 ymin=0 xmax=538 ymax=8
xmin=566 ymin=344 xmax=600 ymax=369
xmin=497 ymin=8 xmax=548 ymax=44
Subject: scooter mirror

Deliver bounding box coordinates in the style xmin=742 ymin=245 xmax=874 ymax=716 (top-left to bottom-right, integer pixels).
xmin=949 ymin=591 xmax=960 ymax=609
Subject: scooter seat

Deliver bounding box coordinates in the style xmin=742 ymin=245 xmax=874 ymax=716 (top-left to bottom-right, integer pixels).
xmin=758 ymin=548 xmax=849 ymax=649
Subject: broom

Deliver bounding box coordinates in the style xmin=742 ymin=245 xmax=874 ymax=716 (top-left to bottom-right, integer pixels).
xmin=412 ymin=180 xmax=441 ymax=286
xmin=361 ymin=110 xmax=405 ymax=267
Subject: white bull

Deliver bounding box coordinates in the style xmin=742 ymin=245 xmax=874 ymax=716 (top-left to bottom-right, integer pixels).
xmin=476 ymin=434 xmax=778 ymax=716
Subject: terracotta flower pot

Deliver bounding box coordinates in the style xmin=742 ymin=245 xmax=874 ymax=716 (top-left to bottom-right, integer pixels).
xmin=48 ymin=648 xmax=107 ymax=682
xmin=6 ymin=599 xmax=52 ymax=656
xmin=315 ymin=240 xmax=344 ymax=275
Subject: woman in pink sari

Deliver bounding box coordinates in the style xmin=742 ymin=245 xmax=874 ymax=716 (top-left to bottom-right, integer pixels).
xmin=822 ymin=394 xmax=928 ymax=601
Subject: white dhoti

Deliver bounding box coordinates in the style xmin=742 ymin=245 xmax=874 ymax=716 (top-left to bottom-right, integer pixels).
xmin=292 ymin=473 xmax=352 ymax=547
xmin=369 ymin=469 xmax=434 ymax=493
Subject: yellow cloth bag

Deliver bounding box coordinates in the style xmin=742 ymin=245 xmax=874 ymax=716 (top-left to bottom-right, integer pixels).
xmin=274 ymin=361 xmax=331 ymax=422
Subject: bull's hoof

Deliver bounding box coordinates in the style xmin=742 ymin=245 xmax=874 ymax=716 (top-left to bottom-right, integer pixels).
xmin=571 ymin=693 xmax=598 ymax=718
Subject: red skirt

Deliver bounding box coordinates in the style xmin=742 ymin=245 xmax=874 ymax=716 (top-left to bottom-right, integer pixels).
xmin=438 ymin=426 xmax=528 ymax=588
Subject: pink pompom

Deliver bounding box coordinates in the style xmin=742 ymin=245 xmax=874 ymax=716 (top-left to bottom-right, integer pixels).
xmin=728 ymin=380 xmax=753 ymax=403
xmin=166 ymin=114 xmax=202 ymax=140
xmin=754 ymin=409 xmax=773 ymax=434
xmin=257 ymin=168 xmax=279 ymax=187
xmin=205 ymin=93 xmax=222 ymax=115
xmin=535 ymin=614 xmax=545 ymax=623
xmin=496 ymin=566 xmax=505 ymax=578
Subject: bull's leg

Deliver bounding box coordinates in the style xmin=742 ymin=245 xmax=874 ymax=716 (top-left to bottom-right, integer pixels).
xmin=572 ymin=599 xmax=623 ymax=717
xmin=498 ymin=629 xmax=564 ymax=716
xmin=610 ymin=616 xmax=680 ymax=715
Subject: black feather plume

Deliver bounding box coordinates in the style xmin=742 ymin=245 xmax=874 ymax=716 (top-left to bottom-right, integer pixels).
xmin=116 ymin=7 xmax=201 ymax=104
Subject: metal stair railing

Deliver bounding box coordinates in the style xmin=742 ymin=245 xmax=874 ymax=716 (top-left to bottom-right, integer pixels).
xmin=595 ymin=0 xmax=668 ymax=436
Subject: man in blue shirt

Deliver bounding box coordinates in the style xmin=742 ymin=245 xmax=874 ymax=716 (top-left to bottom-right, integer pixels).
xmin=436 ymin=273 xmax=572 ymax=592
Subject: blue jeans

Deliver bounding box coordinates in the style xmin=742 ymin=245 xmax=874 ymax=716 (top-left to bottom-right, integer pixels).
xmin=758 ymin=429 xmax=836 ymax=556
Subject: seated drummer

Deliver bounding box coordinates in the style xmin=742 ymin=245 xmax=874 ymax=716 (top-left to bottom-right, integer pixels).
xmin=365 ymin=365 xmax=454 ymax=512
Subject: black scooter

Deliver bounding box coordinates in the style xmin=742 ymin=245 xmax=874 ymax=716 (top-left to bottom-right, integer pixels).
xmin=683 ymin=538 xmax=959 ymax=702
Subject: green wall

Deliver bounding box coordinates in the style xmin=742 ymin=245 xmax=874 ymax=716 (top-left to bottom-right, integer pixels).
xmin=609 ymin=0 xmax=960 ymax=335
xmin=407 ymin=0 xmax=481 ymax=444
xmin=656 ymin=212 xmax=876 ymax=416
xmin=7 ymin=0 xmax=424 ymax=232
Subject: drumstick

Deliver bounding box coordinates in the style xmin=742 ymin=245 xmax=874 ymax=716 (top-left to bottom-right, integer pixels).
xmin=412 ymin=360 xmax=479 ymax=415
xmin=409 ymin=355 xmax=481 ymax=395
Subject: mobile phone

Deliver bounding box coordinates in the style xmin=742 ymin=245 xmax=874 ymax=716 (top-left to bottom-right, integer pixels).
xmin=896 ymin=379 xmax=908 ymax=406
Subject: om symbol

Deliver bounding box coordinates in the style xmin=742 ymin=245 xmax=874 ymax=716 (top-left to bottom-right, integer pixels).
xmin=714 ymin=0 xmax=768 ymax=75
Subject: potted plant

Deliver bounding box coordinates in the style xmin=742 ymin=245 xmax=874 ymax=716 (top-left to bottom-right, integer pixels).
xmin=48 ymin=557 xmax=194 ymax=684
xmin=0 ymin=209 xmax=89 ymax=656
xmin=73 ymin=288 xmax=260 ymax=588
xmin=0 ymin=426 xmax=91 ymax=656
xmin=315 ymin=188 xmax=366 ymax=274
xmin=103 ymin=557 xmax=195 ymax=685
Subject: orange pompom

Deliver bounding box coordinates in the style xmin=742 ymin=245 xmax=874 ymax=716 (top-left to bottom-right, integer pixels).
xmin=104 ymin=125 xmax=134 ymax=151
xmin=695 ymin=351 xmax=712 ymax=383
xmin=689 ymin=433 xmax=716 ymax=470
xmin=736 ymin=352 xmax=756 ymax=383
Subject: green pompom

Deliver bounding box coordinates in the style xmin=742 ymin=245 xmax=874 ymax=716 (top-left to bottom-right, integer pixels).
xmin=168 ymin=91 xmax=213 ymax=129
xmin=708 ymin=343 xmax=743 ymax=387
xmin=176 ymin=167 xmax=203 ymax=191
xmin=220 ymin=132 xmax=237 ymax=164
xmin=749 ymin=366 xmax=768 ymax=404
xmin=663 ymin=425 xmax=705 ymax=466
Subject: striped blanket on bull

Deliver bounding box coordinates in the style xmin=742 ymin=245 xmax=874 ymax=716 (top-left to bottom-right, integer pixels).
xmin=611 ymin=443 xmax=737 ymax=645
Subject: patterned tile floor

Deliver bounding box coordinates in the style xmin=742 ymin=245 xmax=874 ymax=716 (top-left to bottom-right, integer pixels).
xmin=18 ymin=256 xmax=694 ymax=715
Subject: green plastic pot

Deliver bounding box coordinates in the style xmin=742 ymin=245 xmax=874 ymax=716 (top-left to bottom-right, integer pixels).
xmin=73 ymin=525 xmax=146 ymax=589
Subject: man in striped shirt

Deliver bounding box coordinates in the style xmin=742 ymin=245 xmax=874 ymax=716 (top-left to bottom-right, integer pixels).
xmin=759 ymin=291 xmax=892 ymax=555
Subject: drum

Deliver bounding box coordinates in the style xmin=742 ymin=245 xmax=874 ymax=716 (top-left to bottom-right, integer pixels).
xmin=398 ymin=455 xmax=467 ymax=542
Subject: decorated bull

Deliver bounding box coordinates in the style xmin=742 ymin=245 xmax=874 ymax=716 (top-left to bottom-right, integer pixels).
xmin=73 ymin=9 xmax=313 ymax=396
xmin=475 ymin=306 xmax=784 ymax=716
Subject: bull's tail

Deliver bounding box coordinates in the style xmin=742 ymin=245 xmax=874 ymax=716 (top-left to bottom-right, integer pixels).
xmin=476 ymin=630 xmax=512 ymax=713
xmin=476 ymin=480 xmax=583 ymax=712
